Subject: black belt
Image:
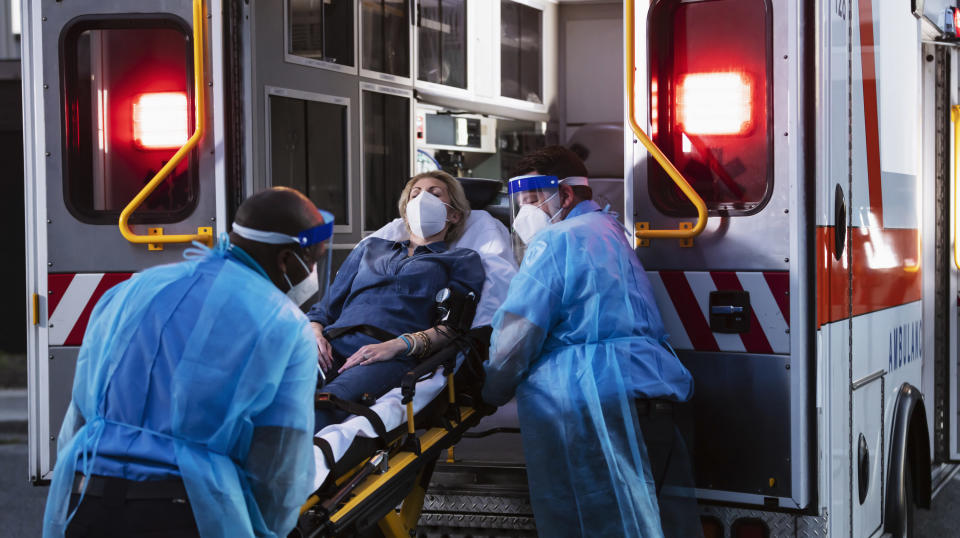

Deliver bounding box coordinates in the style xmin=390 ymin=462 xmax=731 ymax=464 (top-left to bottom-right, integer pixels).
xmin=636 ymin=399 xmax=675 ymax=417
xmin=72 ymin=473 xmax=188 ymax=500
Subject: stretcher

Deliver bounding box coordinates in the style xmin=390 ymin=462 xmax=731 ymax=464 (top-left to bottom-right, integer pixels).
xmin=292 ymin=327 xmax=494 ymax=538
xmin=289 ymin=181 xmax=516 ymax=538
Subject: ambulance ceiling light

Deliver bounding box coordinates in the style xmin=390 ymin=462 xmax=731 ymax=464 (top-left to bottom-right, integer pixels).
xmin=133 ymin=92 xmax=189 ymax=150
xmin=677 ymin=72 xmax=752 ymax=136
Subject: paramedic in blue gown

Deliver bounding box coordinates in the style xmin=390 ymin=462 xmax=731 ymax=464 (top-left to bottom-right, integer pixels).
xmin=482 ymin=146 xmax=700 ymax=538
xmin=42 ymin=187 xmax=331 ymax=538
xmin=309 ymin=171 xmax=485 ymax=430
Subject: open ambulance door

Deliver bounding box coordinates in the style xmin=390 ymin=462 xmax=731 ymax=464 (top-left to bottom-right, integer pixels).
xmin=22 ymin=0 xmax=228 ymax=483
xmin=626 ymin=0 xmax=811 ymax=511
xmin=942 ymin=40 xmax=960 ymax=464
xmin=917 ymin=26 xmax=960 ymax=467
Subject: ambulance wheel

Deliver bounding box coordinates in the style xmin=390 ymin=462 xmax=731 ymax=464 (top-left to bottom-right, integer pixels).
xmin=903 ymin=461 xmax=915 ymax=538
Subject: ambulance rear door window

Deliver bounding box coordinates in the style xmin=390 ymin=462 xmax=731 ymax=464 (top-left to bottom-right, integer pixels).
xmin=61 ymin=18 xmax=198 ymax=224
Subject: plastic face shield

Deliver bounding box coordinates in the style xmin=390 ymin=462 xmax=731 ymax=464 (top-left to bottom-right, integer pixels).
xmin=232 ymin=209 xmax=336 ymax=298
xmin=508 ymin=175 xmax=561 ymax=260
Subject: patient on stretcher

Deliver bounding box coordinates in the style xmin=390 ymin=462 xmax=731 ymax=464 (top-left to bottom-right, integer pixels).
xmin=307 ymin=171 xmax=485 ymax=431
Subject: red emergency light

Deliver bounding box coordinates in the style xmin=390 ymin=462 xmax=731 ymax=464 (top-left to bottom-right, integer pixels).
xmin=647 ymin=0 xmax=772 ymax=217
xmin=955 ymin=8 xmax=960 ymax=38
xmin=132 ymin=92 xmax=189 ymax=150
xmin=677 ymin=72 xmax=753 ymax=135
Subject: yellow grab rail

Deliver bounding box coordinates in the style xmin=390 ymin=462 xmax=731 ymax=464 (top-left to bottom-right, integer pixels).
xmin=954 ymin=105 xmax=960 ymax=271
xmin=626 ymin=0 xmax=707 ymax=241
xmin=118 ymin=0 xmax=212 ymax=248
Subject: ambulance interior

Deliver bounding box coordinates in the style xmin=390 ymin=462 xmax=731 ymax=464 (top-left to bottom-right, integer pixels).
xmin=276 ymin=3 xmax=630 ymax=534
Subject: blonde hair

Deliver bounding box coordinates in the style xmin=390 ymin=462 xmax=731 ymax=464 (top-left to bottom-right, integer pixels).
xmin=398 ymin=171 xmax=471 ymax=244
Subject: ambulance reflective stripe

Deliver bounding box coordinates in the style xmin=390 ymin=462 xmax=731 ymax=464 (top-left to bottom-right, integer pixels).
xmin=47 ymin=273 xmax=134 ymax=346
xmin=815 ymin=227 xmax=921 ymax=327
xmin=648 ymin=271 xmax=789 ymax=354
xmin=810 ymin=0 xmax=923 ymax=330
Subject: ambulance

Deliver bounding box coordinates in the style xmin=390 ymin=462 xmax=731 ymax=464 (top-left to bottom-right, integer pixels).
xmin=19 ymin=0 xmax=960 ymax=536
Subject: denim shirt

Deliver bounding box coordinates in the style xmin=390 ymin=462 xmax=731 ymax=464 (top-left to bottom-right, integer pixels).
xmin=307 ymin=238 xmax=485 ymax=342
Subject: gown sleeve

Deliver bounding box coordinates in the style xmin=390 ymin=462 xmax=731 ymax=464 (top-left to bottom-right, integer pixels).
xmin=242 ymin=321 xmax=318 ymax=536
xmin=482 ymin=237 xmax=564 ymax=406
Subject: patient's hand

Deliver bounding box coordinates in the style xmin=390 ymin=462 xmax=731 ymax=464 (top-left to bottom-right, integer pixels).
xmin=311 ymin=322 xmax=334 ymax=372
xmin=339 ymin=339 xmax=408 ymax=374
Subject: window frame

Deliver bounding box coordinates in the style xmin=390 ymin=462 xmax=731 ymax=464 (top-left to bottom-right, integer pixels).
xmin=645 ymin=0 xmax=775 ymax=218
xmin=58 ymin=14 xmax=200 ymax=225
xmin=359 ymin=81 xmax=414 ymax=234
xmin=358 ymin=0 xmax=415 ymax=85
xmin=498 ymin=0 xmax=546 ymax=107
xmin=414 ymin=0 xmax=469 ymax=90
xmin=283 ymin=0 xmax=360 ymax=75
xmin=263 ymin=85 xmax=354 ymax=234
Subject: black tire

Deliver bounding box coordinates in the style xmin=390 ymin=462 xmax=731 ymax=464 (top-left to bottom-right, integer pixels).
xmin=904 ymin=461 xmax=915 ymax=538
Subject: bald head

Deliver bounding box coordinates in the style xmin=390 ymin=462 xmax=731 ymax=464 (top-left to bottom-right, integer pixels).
xmin=234 ymin=187 xmax=322 ymax=236
xmin=230 ymin=187 xmax=328 ymax=297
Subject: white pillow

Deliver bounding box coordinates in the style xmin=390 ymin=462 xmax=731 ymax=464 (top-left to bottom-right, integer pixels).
xmin=364 ymin=210 xmax=517 ymax=327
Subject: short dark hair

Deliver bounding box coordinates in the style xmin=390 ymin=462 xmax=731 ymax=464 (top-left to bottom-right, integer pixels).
xmin=513 ymin=145 xmax=589 ymax=179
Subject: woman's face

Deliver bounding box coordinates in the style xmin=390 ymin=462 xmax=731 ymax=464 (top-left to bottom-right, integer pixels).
xmin=409 ymin=177 xmax=452 ymax=205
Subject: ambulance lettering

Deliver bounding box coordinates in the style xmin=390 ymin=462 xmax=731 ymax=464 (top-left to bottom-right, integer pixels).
xmin=888 ymin=320 xmax=922 ymax=372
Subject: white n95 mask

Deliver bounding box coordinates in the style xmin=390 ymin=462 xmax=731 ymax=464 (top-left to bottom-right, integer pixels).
xmin=406 ymin=191 xmax=450 ymax=239
xmin=284 ymin=252 xmax=319 ymax=308
xmin=514 ymin=203 xmax=556 ymax=244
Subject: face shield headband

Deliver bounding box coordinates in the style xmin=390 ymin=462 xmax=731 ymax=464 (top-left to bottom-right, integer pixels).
xmin=231 ymin=209 xmax=336 ymax=247
xmin=508 ymin=174 xmax=560 ymax=195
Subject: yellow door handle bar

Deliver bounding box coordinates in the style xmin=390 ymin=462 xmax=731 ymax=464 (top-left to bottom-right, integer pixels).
xmin=626 ymin=0 xmax=707 ymax=241
xmin=953 ymin=105 xmax=960 ymax=271
xmin=118 ymin=0 xmax=212 ymax=248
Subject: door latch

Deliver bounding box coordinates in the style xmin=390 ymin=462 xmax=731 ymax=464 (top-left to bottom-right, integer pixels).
xmin=709 ymin=290 xmax=751 ymax=333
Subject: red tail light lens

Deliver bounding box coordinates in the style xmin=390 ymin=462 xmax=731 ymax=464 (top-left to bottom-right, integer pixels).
xmin=648 ymin=0 xmax=773 ymax=217
xmin=133 ymin=92 xmax=189 ymax=149
xmin=954 ymin=8 xmax=960 ymax=38
xmin=678 ymin=72 xmax=753 ymax=135
xmin=700 ymin=516 xmax=724 ymax=538
xmin=731 ymin=518 xmax=769 ymax=538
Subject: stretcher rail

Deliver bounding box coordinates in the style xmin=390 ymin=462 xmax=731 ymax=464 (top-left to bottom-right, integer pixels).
xmin=299 ymin=328 xmax=493 ymax=538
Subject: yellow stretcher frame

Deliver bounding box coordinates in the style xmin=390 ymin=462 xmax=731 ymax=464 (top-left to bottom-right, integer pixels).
xmin=117 ymin=0 xmax=213 ymax=250
xmin=298 ymin=333 xmax=486 ymax=538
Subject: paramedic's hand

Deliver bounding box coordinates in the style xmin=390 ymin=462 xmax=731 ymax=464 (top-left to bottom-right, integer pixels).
xmin=339 ymin=339 xmax=407 ymax=373
xmin=311 ymin=322 xmax=334 ymax=372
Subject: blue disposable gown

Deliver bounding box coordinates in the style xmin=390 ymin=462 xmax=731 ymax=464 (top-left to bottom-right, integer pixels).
xmin=42 ymin=239 xmax=317 ymax=538
xmin=483 ymin=201 xmax=694 ymax=538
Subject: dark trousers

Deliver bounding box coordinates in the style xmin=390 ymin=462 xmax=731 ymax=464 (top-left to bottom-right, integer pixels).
xmin=636 ymin=400 xmax=704 ymax=538
xmin=65 ymin=480 xmax=200 ymax=538
xmin=314 ymin=336 xmax=419 ymax=432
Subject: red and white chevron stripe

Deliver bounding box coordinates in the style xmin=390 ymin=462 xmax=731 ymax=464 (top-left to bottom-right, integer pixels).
xmin=47 ymin=273 xmax=133 ymax=346
xmin=648 ymin=271 xmax=790 ymax=354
